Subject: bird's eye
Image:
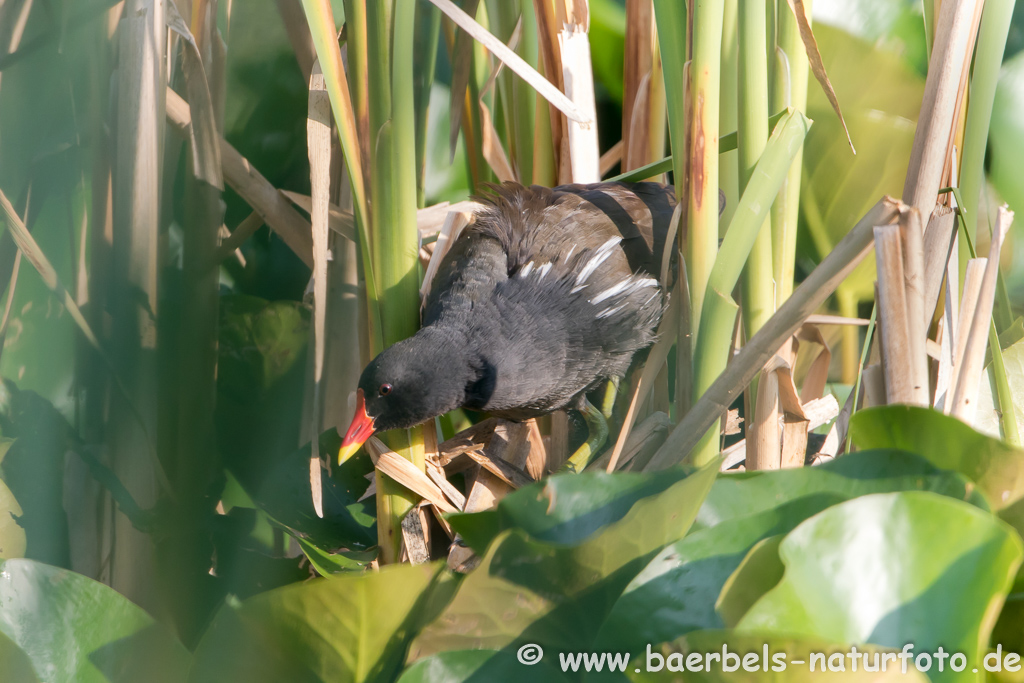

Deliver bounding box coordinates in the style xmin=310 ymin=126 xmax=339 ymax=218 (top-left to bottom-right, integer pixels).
xmin=379 ymin=383 xmax=393 ymax=396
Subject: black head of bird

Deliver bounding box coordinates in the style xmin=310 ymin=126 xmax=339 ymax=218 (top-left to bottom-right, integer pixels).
xmin=338 ymin=181 xmax=684 ymax=469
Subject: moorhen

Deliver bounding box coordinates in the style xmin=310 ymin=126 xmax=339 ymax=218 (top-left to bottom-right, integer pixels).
xmin=338 ymin=181 xmax=680 ymax=472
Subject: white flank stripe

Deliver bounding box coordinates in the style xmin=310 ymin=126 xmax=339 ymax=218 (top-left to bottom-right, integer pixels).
xmin=574 ymin=236 xmax=622 ymax=286
xmin=597 ymin=304 xmax=626 ymax=319
xmin=591 ymin=278 xmax=632 ymax=304
xmin=593 ymin=276 xmax=660 ymax=304
xmin=537 ymin=262 xmax=552 ymax=279
xmin=519 ymin=261 xmax=534 ymax=278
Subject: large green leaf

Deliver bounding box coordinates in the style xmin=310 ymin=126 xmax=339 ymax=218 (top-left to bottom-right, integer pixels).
xmin=410 ymin=463 xmax=719 ymax=661
xmin=595 ymin=496 xmax=839 ymax=655
xmin=597 ymin=450 xmax=982 ymax=655
xmin=0 ymin=559 xmax=191 ymax=683
xmin=850 ymin=406 xmax=1024 ymax=511
xmin=397 ymin=649 xmax=571 ymax=683
xmin=190 ymin=562 xmax=441 ymax=683
xmin=737 ymin=492 xmax=1023 ymax=683
xmin=976 ymin=339 xmax=1024 ymax=443
xmin=0 ymin=630 xmax=40 ymax=683
xmin=801 ymin=24 xmax=924 ymax=314
xmin=716 ymin=536 xmax=786 ymax=628
xmin=631 ymin=631 xmax=929 ymax=682
xmin=694 ymin=449 xmax=985 ymax=531
xmin=447 ymin=468 xmax=694 ymax=553
xmin=991 ymin=52 xmax=1024 ymax=223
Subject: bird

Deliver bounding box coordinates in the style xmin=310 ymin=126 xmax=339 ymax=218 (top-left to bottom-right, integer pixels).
xmin=337 ymin=181 xmax=681 ymax=473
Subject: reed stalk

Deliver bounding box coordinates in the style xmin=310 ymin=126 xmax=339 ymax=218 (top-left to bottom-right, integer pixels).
xmin=737 ymin=0 xmax=774 ymax=339
xmin=685 ymin=0 xmax=725 ymax=338
xmin=770 ymin=0 xmax=810 ymax=303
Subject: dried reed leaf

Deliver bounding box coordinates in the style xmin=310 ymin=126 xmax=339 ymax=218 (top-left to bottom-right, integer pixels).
xmin=306 ymin=60 xmax=333 ymax=518
xmin=166 ymin=1 xmax=223 ymax=189
xmin=366 ymin=437 xmax=460 ymax=513
xmin=784 ymin=0 xmax=854 ymax=153
xmin=428 ymin=0 xmax=588 ymax=124
xmin=622 ymin=0 xmax=654 ymax=169
xmin=216 ymin=211 xmax=263 ymax=262
xmin=599 ymin=140 xmax=623 ymax=177
xmin=275 ymin=0 xmax=316 ymax=79
xmin=462 ymin=448 xmax=534 ymax=489
xmin=478 ymin=97 xmax=517 ymax=182
xmin=421 ymin=210 xmax=473 ymax=302
xmin=460 ymin=420 xmax=531 ymax=514
xmin=624 ymin=71 xmax=653 ymax=172
xmin=166 ymin=88 xmax=315 ymax=267
xmin=446 ymin=0 xmax=481 ymax=161
xmin=795 ymin=324 xmax=831 ymax=402
xmin=426 ymin=459 xmax=466 ymax=510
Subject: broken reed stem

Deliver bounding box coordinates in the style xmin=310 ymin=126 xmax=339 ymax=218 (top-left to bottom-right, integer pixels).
xmin=747 ymin=356 xmax=782 ymax=471
xmin=949 ymin=206 xmax=1013 ymax=421
xmin=874 ymin=223 xmax=922 ymax=405
xmin=922 ymin=205 xmax=957 ymax=320
xmin=899 ymin=207 xmax=930 ymax=404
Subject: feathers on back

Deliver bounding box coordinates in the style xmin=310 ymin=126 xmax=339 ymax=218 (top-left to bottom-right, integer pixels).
xmin=421 ymin=182 xmax=676 ymax=418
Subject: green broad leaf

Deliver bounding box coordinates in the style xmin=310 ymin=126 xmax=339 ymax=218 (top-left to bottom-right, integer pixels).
xmin=397 ymin=649 xmax=571 ymax=683
xmin=447 ymin=468 xmax=694 ymax=553
xmin=976 ymin=338 xmax=1024 ymax=444
xmin=0 ymin=473 xmax=25 ymax=559
xmin=630 ymin=631 xmax=929 ymax=682
xmin=0 ymin=559 xmax=191 ymax=683
xmin=218 ymin=296 xmax=310 ymax=399
xmin=410 ymin=463 xmax=718 ymax=660
xmin=991 ymin=53 xmax=1024 ymax=223
xmin=190 ymin=562 xmax=441 ymax=683
xmin=850 ymin=406 xmax=1024 ymax=510
xmin=0 ymin=630 xmax=40 ymax=683
xmin=253 ymin=428 xmax=377 ymax=554
xmin=595 ymin=495 xmax=842 ymax=655
xmin=801 ymin=24 xmax=924 ymax=315
xmin=694 ymin=449 xmax=986 ymax=531
xmin=296 ymin=537 xmax=376 ymax=575
xmin=737 ymin=492 xmax=1023 ymax=683
xmin=716 ymin=535 xmax=786 ymax=628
